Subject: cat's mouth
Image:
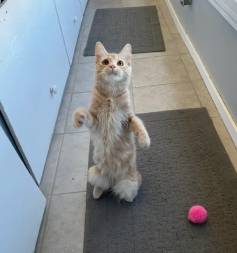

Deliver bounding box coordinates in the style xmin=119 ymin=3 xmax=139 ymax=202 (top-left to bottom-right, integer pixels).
xmin=109 ymin=69 xmax=119 ymax=75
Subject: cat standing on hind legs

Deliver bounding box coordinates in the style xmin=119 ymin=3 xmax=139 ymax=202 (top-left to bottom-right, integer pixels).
xmin=73 ymin=42 xmax=150 ymax=202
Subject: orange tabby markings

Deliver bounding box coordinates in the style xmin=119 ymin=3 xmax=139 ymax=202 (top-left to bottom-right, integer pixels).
xmin=73 ymin=42 xmax=150 ymax=202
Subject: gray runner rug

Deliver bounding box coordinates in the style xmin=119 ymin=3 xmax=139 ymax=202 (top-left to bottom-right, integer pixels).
xmin=84 ymin=6 xmax=165 ymax=56
xmin=84 ymin=108 xmax=237 ymax=253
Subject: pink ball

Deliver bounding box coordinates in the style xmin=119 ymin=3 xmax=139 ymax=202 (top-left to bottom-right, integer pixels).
xmin=188 ymin=205 xmax=208 ymax=224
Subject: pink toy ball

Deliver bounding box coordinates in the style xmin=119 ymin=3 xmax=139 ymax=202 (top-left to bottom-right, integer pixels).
xmin=188 ymin=205 xmax=208 ymax=224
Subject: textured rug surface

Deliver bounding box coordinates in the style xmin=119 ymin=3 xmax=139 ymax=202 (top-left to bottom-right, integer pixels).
xmin=84 ymin=108 xmax=237 ymax=253
xmin=84 ymin=6 xmax=165 ymax=56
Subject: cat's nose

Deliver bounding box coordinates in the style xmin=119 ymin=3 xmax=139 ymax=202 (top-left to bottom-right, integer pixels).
xmin=109 ymin=65 xmax=116 ymax=69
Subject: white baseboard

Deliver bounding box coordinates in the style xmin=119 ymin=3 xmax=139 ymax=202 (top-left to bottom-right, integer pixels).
xmin=166 ymin=0 xmax=237 ymax=148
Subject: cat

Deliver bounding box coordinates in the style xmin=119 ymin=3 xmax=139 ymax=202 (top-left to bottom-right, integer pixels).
xmin=73 ymin=42 xmax=150 ymax=202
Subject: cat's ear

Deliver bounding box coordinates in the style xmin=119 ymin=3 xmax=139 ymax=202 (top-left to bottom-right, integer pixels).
xmin=120 ymin=44 xmax=132 ymax=64
xmin=95 ymin=41 xmax=108 ymax=58
xmin=120 ymin=43 xmax=132 ymax=56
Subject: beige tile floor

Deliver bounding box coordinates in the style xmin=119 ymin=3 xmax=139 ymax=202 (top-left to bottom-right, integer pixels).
xmin=35 ymin=0 xmax=237 ymax=252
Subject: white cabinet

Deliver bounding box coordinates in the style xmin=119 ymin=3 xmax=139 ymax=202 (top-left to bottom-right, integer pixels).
xmin=79 ymin=0 xmax=88 ymax=12
xmin=0 ymin=126 xmax=46 ymax=253
xmin=54 ymin=0 xmax=83 ymax=62
xmin=0 ymin=0 xmax=88 ymax=250
xmin=0 ymin=0 xmax=70 ymax=182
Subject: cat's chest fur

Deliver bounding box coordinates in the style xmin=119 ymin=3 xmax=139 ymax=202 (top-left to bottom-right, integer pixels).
xmin=97 ymin=97 xmax=128 ymax=138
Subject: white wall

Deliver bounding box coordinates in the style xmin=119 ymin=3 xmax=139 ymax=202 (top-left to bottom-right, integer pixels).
xmin=169 ymin=0 xmax=237 ymax=124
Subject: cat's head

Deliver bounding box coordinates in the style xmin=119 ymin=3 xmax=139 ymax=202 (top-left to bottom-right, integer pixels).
xmin=95 ymin=42 xmax=132 ymax=86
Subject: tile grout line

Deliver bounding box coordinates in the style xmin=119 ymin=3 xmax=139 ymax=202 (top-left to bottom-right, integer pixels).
xmin=78 ymin=50 xmax=185 ymax=63
xmin=63 ymin=93 xmax=73 ymax=133
xmin=50 ymin=190 xmax=87 ymax=196
xmin=71 ymin=5 xmax=93 ymax=245
xmin=71 ymin=91 xmax=92 ymax=95
xmin=189 ymin=78 xmax=221 ymax=118
xmin=132 ymin=51 xmax=182 ymax=61
xmin=64 ymin=129 xmax=89 ymax=135
xmin=36 ymin=133 xmax=65 ymax=253
xmin=211 ymin=116 xmax=237 ymax=149
xmin=183 ymin=78 xmax=203 ymax=102
xmin=131 ymin=81 xmax=136 ymax=112
xmin=37 ymin=131 xmax=90 ymax=251
xmin=179 ymin=55 xmax=206 ymax=109
xmin=156 ymin=2 xmax=175 ymax=36
xmin=159 ymin=0 xmax=204 ymax=109
xmin=133 ymin=80 xmax=199 ymax=90
xmin=158 ymin=0 xmax=180 ymax=35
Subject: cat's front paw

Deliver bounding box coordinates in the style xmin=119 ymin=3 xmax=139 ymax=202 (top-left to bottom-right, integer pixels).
xmin=73 ymin=108 xmax=87 ymax=128
xmin=138 ymin=131 xmax=151 ymax=149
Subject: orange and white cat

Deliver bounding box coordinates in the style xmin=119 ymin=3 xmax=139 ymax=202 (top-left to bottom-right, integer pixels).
xmin=73 ymin=42 xmax=150 ymax=202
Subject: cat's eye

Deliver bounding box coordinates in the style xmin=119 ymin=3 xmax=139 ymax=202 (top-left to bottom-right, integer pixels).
xmin=102 ymin=59 xmax=109 ymax=65
xmin=117 ymin=60 xmax=124 ymax=66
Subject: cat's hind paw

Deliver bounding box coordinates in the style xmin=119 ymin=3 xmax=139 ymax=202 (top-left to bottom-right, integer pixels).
xmin=113 ymin=179 xmax=139 ymax=202
xmin=93 ymin=186 xmax=104 ymax=199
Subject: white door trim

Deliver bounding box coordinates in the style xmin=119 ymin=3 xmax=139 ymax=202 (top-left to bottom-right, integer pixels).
xmin=208 ymin=0 xmax=237 ymax=32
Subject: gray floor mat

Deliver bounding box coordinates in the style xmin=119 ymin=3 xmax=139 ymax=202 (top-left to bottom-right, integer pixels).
xmin=84 ymin=6 xmax=165 ymax=56
xmin=84 ymin=108 xmax=237 ymax=253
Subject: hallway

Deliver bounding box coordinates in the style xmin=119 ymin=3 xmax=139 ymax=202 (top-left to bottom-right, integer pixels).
xmin=35 ymin=1 xmax=237 ymax=252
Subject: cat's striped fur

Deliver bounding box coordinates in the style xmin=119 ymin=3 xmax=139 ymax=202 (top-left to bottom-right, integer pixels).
xmin=73 ymin=42 xmax=150 ymax=202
